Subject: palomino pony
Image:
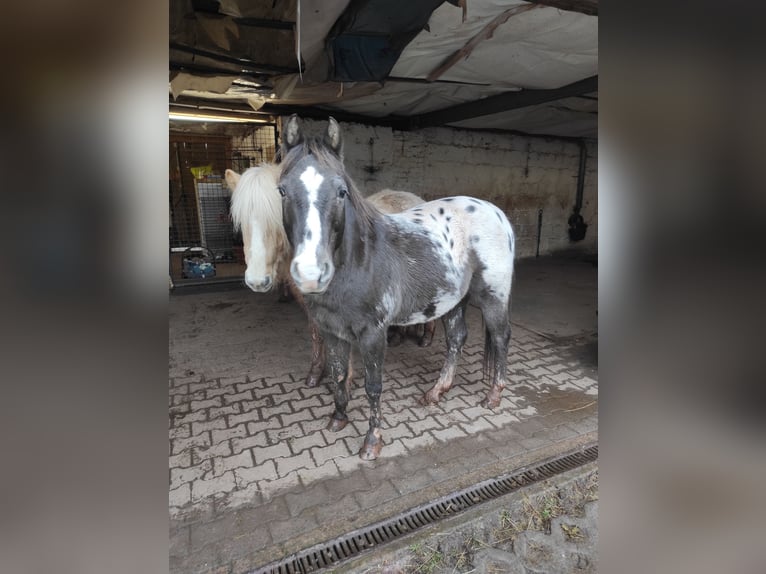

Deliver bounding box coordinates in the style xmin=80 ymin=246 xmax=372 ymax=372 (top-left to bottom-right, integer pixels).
xmin=278 ymin=115 xmax=516 ymax=460
xmin=226 ymin=165 xmax=434 ymax=387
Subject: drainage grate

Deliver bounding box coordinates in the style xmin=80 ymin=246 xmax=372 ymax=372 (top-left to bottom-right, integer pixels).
xmin=249 ymin=444 xmax=598 ymax=574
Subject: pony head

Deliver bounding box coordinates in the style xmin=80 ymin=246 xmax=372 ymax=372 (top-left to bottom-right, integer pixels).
xmin=227 ymin=163 xmax=287 ymax=292
xmin=278 ymin=115 xmax=366 ymax=294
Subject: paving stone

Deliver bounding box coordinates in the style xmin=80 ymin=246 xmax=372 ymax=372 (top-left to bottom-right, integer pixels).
xmin=195 ymin=441 xmax=232 ymax=462
xmin=241 ymin=416 xmax=282 ymax=435
xmin=312 ymin=439 xmax=351 ymax=467
xmin=213 ymin=450 xmax=253 ymax=476
xmin=297 ymin=459 xmax=339 ymax=484
xmin=260 ymin=402 xmax=293 ymax=419
xmin=281 ymin=409 xmax=315 ymax=427
xmin=172 ymin=410 xmax=208 ymax=426
xmin=212 ymin=424 xmax=247 ymax=445
xmin=284 ymin=482 xmax=329 ymax=517
xmin=169 ymin=451 xmax=191 ymax=469
xmin=519 ymin=435 xmax=553 ymax=451
xmin=169 ymin=483 xmax=191 ymax=508
xmin=314 ymin=490 xmax=364 ymax=526
xmin=191 ymin=397 xmax=223 ymax=411
xmin=206 ymin=386 xmax=231 ymax=399
xmin=333 ymin=454 xmax=364 ymax=475
xmin=400 ymin=431 xmax=436 ymax=451
xmin=172 ymin=434 xmax=211 ymax=455
xmin=234 ymin=460 xmax=276 ymax=487
xmin=431 ymin=425 xmax=469 ymax=442
xmin=351 ymin=478 xmax=399 ymax=509
xmin=390 ymin=469 xmax=438 ymax=495
xmin=276 ymin=449 xmax=314 ymax=476
xmin=192 ymin=471 xmax=236 ymax=501
xmin=222 ymin=390 xmax=253 ymax=404
xmin=252 ymin=442 xmax=291 ymax=464
xmin=425 ymin=456 xmax=473 ymax=483
xmin=171 ymin=460 xmax=212 ymax=490
xmin=407 ymin=416 xmax=444 ymax=434
xmin=192 ymin=417 xmax=228 ymax=436
xmin=288 ymin=431 xmax=327 ymax=455
xmin=208 ymin=403 xmax=241 ymax=420
xmin=459 ymin=416 xmax=496 ymax=435
xmin=170 ymin=424 xmax=191 ymax=440
xmin=258 ymin=470 xmax=300 ymax=500
xmin=269 ymin=511 xmax=320 ymax=544
xmin=231 ymin=433 xmax=268 ymax=454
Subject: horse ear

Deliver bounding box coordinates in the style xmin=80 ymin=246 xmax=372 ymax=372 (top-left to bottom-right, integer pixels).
xmin=284 ymin=114 xmax=304 ymax=149
xmin=224 ymin=169 xmax=241 ymax=191
xmin=324 ymin=117 xmax=343 ymax=156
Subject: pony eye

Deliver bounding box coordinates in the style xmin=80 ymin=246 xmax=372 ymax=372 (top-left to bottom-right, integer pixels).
xmin=338 ymin=187 xmax=348 ymax=198
xmin=278 ymin=186 xmax=286 ymax=197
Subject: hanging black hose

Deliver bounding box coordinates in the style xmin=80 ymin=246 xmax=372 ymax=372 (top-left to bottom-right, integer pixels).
xmin=536 ymin=208 xmax=543 ymax=257
xmin=568 ymin=140 xmax=589 ymax=241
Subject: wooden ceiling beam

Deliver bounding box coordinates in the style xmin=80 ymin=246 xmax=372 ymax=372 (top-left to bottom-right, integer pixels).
xmin=406 ymin=75 xmax=598 ymax=129
xmin=524 ymin=0 xmax=598 ymax=16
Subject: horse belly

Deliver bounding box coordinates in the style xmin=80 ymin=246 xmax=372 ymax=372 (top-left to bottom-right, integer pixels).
xmin=396 ymin=285 xmax=465 ymax=326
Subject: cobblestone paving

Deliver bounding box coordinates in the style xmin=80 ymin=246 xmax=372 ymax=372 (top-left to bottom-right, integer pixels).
xmin=169 ymin=290 xmax=597 ymax=574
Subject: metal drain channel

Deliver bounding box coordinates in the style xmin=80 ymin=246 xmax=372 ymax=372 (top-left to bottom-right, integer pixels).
xmin=250 ymin=444 xmax=598 ymax=574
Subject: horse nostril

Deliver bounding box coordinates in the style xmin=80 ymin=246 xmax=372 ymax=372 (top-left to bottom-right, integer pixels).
xmin=261 ymin=276 xmax=272 ymax=289
xmin=320 ymin=263 xmax=331 ymax=282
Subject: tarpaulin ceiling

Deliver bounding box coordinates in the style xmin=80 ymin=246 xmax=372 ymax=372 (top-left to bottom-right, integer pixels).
xmin=169 ymin=0 xmax=598 ymax=138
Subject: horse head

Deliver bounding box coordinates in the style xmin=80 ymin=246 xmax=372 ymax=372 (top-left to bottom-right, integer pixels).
xmin=278 ymin=115 xmax=351 ymax=294
xmin=227 ymin=164 xmax=286 ymax=292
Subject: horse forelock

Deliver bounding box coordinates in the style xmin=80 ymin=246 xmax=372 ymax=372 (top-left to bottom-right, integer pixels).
xmin=281 ymin=138 xmax=376 ymax=235
xmin=230 ymin=163 xmax=291 ymax=267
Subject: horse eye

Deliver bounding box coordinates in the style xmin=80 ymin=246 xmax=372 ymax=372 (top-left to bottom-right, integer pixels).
xmin=278 ymin=186 xmax=286 ymax=197
xmin=338 ymin=187 xmax=348 ymax=199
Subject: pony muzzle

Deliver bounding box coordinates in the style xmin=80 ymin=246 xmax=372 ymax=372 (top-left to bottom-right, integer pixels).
xmin=244 ymin=270 xmax=273 ymax=292
xmin=290 ymin=259 xmax=334 ymax=293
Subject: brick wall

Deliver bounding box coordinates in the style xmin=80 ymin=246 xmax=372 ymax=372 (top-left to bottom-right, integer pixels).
xmin=287 ymin=119 xmax=597 ymax=259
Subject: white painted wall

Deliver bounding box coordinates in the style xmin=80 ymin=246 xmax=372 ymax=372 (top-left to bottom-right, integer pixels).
xmin=283 ymin=118 xmax=597 ymax=259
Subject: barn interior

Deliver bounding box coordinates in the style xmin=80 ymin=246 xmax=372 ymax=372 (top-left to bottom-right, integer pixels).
xmin=169 ymin=1 xmax=598 ymax=572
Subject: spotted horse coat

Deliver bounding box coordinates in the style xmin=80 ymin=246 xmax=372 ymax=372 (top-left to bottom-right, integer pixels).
xmin=278 ymin=115 xmax=516 ymax=460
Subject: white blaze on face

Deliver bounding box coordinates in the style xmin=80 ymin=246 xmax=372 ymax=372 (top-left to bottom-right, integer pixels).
xmin=244 ymin=220 xmax=268 ymax=289
xmin=292 ymin=165 xmax=325 ymax=280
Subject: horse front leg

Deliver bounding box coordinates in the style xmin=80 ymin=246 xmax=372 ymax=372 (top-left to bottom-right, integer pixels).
xmin=359 ymin=331 xmax=387 ymax=460
xmin=324 ymin=333 xmax=352 ymax=431
xmin=305 ymin=321 xmax=325 ymax=388
xmin=420 ymin=302 xmax=467 ymax=405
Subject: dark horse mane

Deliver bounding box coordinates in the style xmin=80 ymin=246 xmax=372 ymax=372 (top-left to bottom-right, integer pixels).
xmin=280 ymin=136 xmax=378 ymax=237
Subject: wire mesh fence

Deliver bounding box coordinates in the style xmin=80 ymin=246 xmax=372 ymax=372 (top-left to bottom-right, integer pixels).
xmin=169 ymin=125 xmax=278 ymax=284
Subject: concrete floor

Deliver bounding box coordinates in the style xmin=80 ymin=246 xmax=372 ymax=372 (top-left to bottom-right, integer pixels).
xmin=169 ymin=253 xmax=598 ymax=574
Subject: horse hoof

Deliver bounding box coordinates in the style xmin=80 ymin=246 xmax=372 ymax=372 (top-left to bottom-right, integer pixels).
xmin=480 ymin=396 xmax=501 ymax=410
xmin=418 ymin=391 xmax=439 ymax=406
xmin=418 ymin=336 xmax=433 ymax=348
xmin=359 ymin=438 xmax=383 ymax=460
xmin=327 ymin=417 xmax=349 ymax=432
xmin=305 ymin=375 xmax=321 ymax=388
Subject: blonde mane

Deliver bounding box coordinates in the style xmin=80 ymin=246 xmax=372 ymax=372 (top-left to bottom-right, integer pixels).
xmin=229 ymin=163 xmax=292 ymax=281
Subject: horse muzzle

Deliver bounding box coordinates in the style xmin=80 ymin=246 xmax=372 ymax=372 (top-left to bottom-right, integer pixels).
xmin=290 ymin=260 xmax=334 ymax=294
xmin=244 ymin=271 xmax=273 ymax=292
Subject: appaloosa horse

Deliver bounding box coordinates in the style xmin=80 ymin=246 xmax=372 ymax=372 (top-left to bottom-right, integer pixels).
xmin=278 ymin=115 xmax=516 ymax=460
xmin=227 ymin=165 xmax=434 ymax=387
